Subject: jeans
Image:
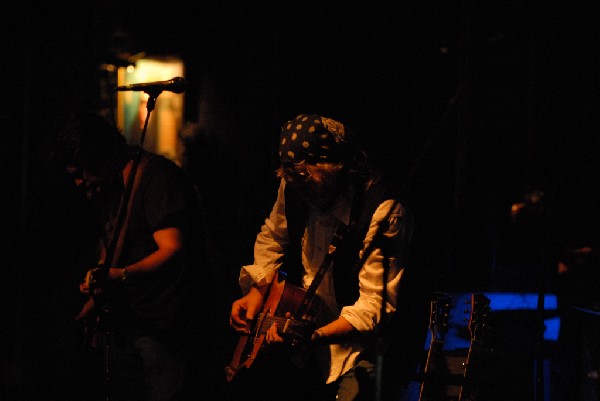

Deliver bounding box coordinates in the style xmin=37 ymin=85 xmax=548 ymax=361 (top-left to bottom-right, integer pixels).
xmin=111 ymin=334 xmax=186 ymax=401
xmin=336 ymin=359 xmax=377 ymax=401
xmin=335 ymin=359 xmax=413 ymax=401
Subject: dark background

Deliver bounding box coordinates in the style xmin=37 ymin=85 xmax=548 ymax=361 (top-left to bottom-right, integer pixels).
xmin=2 ymin=1 xmax=600 ymax=400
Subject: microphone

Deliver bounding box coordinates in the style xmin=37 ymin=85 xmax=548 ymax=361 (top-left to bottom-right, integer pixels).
xmin=115 ymin=76 xmax=186 ymax=94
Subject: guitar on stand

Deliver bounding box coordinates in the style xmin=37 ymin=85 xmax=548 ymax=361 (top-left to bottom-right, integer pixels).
xmin=418 ymin=292 xmax=452 ymax=401
xmin=458 ymin=293 xmax=492 ymax=401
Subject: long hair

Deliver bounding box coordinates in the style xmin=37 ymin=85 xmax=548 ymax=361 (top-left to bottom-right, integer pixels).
xmin=49 ymin=111 xmax=129 ymax=178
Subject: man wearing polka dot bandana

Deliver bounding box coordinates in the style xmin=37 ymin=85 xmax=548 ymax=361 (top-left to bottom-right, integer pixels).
xmin=229 ymin=114 xmax=418 ymax=401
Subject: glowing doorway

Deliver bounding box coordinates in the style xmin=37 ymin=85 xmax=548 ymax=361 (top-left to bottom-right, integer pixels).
xmin=117 ymin=57 xmax=185 ymax=164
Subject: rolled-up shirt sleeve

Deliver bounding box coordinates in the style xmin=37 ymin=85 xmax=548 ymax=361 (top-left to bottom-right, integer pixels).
xmin=239 ymin=179 xmax=290 ymax=294
xmin=339 ymin=199 xmax=407 ymax=332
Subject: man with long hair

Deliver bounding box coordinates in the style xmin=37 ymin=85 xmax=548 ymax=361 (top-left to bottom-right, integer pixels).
xmin=228 ymin=114 xmax=423 ymax=401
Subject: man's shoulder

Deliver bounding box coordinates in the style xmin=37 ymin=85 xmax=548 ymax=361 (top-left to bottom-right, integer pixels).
xmin=143 ymin=151 xmax=176 ymax=167
xmin=140 ymin=152 xmax=188 ymax=179
xmin=360 ymin=176 xmax=403 ymax=214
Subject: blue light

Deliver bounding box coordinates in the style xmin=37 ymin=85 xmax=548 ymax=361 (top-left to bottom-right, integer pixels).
xmin=486 ymin=293 xmax=557 ymax=310
xmin=423 ymin=292 xmax=559 ymax=350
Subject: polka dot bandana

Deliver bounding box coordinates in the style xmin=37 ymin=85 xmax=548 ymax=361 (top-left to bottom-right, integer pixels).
xmin=279 ymin=114 xmax=347 ymax=165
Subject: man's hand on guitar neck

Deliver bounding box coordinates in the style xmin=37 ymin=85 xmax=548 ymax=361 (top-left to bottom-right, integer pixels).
xmin=230 ymin=285 xmax=267 ymax=334
xmin=79 ymin=266 xmax=131 ymax=297
xmin=75 ymin=265 xmax=128 ymax=321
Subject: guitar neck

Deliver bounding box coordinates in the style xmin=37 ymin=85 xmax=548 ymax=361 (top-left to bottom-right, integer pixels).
xmin=419 ymin=292 xmax=452 ymax=401
xmin=458 ymin=293 xmax=491 ymax=401
xmin=423 ymin=339 xmax=446 ymax=374
xmin=256 ymin=314 xmax=290 ymax=334
xmin=458 ymin=342 xmax=480 ymax=401
xmin=419 ymin=339 xmax=449 ymax=401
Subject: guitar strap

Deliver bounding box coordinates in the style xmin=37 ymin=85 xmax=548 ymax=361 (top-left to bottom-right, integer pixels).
xmin=293 ymin=219 xmax=350 ymax=319
xmin=108 ymin=151 xmax=151 ymax=268
xmin=288 ymin=177 xmax=380 ymax=318
xmin=91 ymin=150 xmax=152 ymax=296
xmin=85 ymin=151 xmax=151 ymax=337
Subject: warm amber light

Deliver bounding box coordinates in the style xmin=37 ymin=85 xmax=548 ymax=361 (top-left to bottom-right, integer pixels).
xmin=117 ymin=57 xmax=185 ymax=164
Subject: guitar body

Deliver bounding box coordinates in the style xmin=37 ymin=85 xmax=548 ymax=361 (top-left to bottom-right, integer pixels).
xmin=226 ymin=271 xmax=318 ymax=382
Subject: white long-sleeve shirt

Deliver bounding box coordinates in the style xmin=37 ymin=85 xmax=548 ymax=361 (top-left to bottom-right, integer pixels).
xmin=239 ymin=178 xmax=406 ymax=383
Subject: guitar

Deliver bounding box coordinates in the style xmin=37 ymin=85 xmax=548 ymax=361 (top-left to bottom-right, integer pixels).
xmin=418 ymin=292 xmax=452 ymax=401
xmin=78 ymin=264 xmax=122 ymax=349
xmin=225 ymin=270 xmax=321 ymax=382
xmin=458 ymin=293 xmax=491 ymax=401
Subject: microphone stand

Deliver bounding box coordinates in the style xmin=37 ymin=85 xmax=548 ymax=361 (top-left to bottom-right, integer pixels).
xmin=358 ymin=201 xmax=396 ymax=401
xmin=511 ymin=189 xmax=548 ymax=401
xmin=90 ymin=89 xmax=161 ymax=401
xmin=375 ymin=236 xmax=392 ymax=401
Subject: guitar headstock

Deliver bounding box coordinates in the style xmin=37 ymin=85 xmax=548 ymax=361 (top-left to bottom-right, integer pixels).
xmin=429 ymin=292 xmax=452 ymax=341
xmin=467 ymin=293 xmax=491 ymax=344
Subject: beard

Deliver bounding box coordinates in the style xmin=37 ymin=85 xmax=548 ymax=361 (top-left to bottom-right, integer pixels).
xmin=78 ymin=171 xmax=123 ymax=206
xmin=291 ymin=180 xmax=341 ymax=213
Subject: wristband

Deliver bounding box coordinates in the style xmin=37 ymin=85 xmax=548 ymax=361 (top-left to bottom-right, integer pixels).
xmin=121 ymin=267 xmax=129 ymax=282
xmin=311 ymin=328 xmax=326 ymax=342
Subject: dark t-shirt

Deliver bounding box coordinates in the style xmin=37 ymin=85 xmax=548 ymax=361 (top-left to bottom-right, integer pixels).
xmin=107 ymin=151 xmax=208 ymax=339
